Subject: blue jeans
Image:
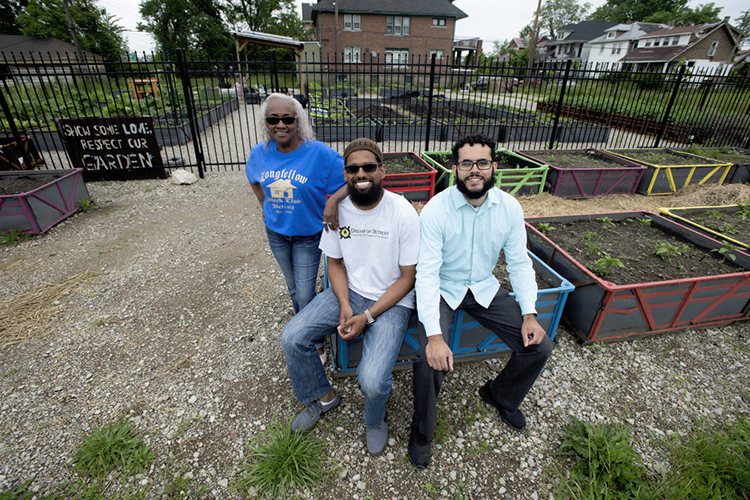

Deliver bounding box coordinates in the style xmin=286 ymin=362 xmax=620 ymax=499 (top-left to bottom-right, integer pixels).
xmin=281 ymin=288 xmax=411 ymax=427
xmin=265 ymin=227 xmax=322 ymax=313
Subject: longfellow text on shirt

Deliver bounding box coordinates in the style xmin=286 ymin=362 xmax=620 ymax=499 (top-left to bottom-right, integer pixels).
xmin=260 ymin=169 xmax=309 ymax=183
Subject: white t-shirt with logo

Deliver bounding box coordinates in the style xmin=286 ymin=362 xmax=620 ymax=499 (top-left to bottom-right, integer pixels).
xmin=320 ymin=190 xmax=420 ymax=309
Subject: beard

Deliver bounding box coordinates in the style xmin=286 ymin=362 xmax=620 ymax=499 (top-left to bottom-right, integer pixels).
xmin=348 ymin=179 xmax=385 ymax=207
xmin=456 ymin=172 xmax=495 ymax=200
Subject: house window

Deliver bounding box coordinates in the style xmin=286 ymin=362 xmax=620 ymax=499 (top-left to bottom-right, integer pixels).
xmin=672 ymin=36 xmax=679 ymax=45
xmin=653 ymin=39 xmax=660 ymax=47
xmin=344 ymin=46 xmax=361 ymax=63
xmin=386 ymin=16 xmax=410 ymax=36
xmin=385 ymin=48 xmax=409 ymax=65
xmin=430 ymin=49 xmax=444 ymax=60
xmin=607 ymin=32 xmax=615 ymax=39
xmin=645 ymin=40 xmax=651 ymax=47
xmin=611 ymin=44 xmax=623 ymax=55
xmin=432 ymin=18 xmax=446 ymax=27
xmin=708 ymin=40 xmax=718 ymax=57
xmin=600 ymin=45 xmax=605 ymax=53
xmin=343 ymin=14 xmax=361 ymax=31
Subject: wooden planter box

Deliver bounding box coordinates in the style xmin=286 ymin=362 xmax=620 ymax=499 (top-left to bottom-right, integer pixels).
xmin=671 ymin=147 xmax=750 ymax=185
xmin=312 ymin=118 xmax=377 ymax=142
xmin=0 ymin=169 xmax=90 ymax=234
xmin=329 ymin=250 xmax=574 ymax=376
xmin=420 ymin=148 xmax=548 ymax=196
xmin=382 ymin=152 xmax=437 ymax=202
xmin=525 ymin=211 xmax=750 ymax=343
xmin=604 ymin=148 xmax=732 ymax=196
xmin=659 ymin=205 xmax=750 ymax=251
xmin=0 ymin=135 xmax=44 ymax=170
xmin=517 ymin=149 xmax=647 ymax=198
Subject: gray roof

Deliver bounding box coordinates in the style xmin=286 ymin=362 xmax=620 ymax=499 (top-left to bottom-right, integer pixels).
xmin=0 ymin=35 xmax=101 ymax=60
xmin=310 ymin=0 xmax=467 ymax=18
xmin=554 ymin=21 xmax=619 ymax=43
xmin=302 ymin=3 xmax=313 ymax=23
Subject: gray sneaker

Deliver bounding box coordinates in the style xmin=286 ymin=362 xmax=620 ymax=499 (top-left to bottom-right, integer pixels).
xmin=291 ymin=389 xmax=340 ymax=432
xmin=366 ymin=418 xmax=388 ymax=456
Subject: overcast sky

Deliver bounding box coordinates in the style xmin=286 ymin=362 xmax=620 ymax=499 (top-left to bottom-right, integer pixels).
xmin=98 ymin=0 xmax=748 ymax=54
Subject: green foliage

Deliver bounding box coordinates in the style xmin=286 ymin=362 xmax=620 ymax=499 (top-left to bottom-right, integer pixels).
xmin=232 ymin=420 xmax=328 ymax=499
xmin=653 ymin=241 xmax=690 ymax=263
xmin=590 ymin=0 xmax=720 ymax=24
xmin=538 ymin=222 xmax=555 ymax=234
xmin=557 ymin=417 xmax=648 ymax=498
xmin=595 ymin=217 xmax=616 ymax=227
xmin=710 ymin=243 xmax=740 ymax=262
xmin=591 ymin=256 xmax=625 ymax=278
xmin=657 ymin=418 xmax=750 ymax=499
xmin=0 ymin=230 xmax=33 ymax=247
xmin=706 ymin=210 xmax=725 ymax=220
xmin=72 ymin=419 xmax=153 ymax=477
xmin=77 ymin=199 xmax=94 ymax=212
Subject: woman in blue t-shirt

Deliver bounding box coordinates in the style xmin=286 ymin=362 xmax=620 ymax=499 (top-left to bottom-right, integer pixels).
xmin=247 ymin=93 xmax=347 ymax=316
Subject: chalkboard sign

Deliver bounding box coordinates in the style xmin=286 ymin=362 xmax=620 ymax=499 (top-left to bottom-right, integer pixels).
xmin=56 ymin=116 xmax=164 ymax=179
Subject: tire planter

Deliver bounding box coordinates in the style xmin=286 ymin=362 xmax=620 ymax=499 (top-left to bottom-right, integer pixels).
xmin=517 ymin=149 xmax=646 ymax=198
xmin=0 ymin=168 xmax=90 ymax=234
xmin=420 ymin=148 xmax=548 ymax=196
xmin=604 ymin=148 xmax=732 ymax=195
xmin=382 ymin=152 xmax=437 ymax=202
xmin=659 ymin=205 xmax=750 ymax=251
xmin=328 ymin=250 xmax=574 ymax=376
xmin=525 ymin=211 xmax=750 ymax=343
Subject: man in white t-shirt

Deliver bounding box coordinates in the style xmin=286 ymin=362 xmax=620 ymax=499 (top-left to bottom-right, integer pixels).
xmin=281 ymin=138 xmax=420 ymax=455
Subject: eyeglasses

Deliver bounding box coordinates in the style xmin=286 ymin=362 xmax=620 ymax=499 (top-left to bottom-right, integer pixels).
xmin=345 ymin=163 xmax=381 ymax=174
xmin=265 ymin=115 xmax=297 ymax=125
xmin=457 ymin=159 xmax=493 ymax=171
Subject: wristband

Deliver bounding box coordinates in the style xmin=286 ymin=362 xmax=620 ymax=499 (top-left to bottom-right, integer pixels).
xmin=364 ymin=309 xmax=376 ymax=325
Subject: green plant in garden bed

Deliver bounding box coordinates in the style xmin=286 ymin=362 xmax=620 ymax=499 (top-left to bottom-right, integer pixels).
xmin=591 ymin=256 xmax=625 ymax=278
xmin=384 ymin=156 xmax=429 ymax=175
xmin=653 ymin=241 xmax=691 ymax=263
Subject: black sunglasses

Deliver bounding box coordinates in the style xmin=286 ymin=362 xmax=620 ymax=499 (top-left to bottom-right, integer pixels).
xmin=345 ymin=163 xmax=381 ymax=174
xmin=265 ymin=115 xmax=297 ymax=125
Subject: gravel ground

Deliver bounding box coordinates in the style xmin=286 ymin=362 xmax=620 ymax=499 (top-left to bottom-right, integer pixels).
xmin=0 ymin=172 xmax=749 ymax=499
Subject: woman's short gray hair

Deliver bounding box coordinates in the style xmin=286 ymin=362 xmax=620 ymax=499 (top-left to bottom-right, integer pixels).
xmin=257 ymin=93 xmax=315 ymax=145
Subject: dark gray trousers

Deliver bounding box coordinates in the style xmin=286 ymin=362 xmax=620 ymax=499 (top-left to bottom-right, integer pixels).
xmin=411 ymin=288 xmax=553 ymax=443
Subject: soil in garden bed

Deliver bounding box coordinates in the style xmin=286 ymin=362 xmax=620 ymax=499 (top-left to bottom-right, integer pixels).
xmin=615 ymin=150 xmax=719 ymax=166
xmin=529 ymin=151 xmax=634 ymax=169
xmin=675 ymin=205 xmax=750 ymax=243
xmin=400 ymin=101 xmax=492 ymax=121
xmin=533 ymin=217 xmax=745 ymax=284
xmin=0 ymin=174 xmax=64 ymax=196
xmin=352 ymin=104 xmax=404 ymax=120
xmin=494 ymin=251 xmax=550 ymax=291
xmin=383 ymin=156 xmax=429 ymax=175
xmin=683 ymin=147 xmax=750 ymax=166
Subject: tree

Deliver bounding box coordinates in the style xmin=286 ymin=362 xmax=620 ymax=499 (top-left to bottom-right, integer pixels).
xmin=590 ymin=0 xmax=722 ymax=25
xmin=537 ymin=0 xmax=592 ymax=38
xmin=733 ymin=10 xmax=749 ymax=38
xmin=224 ymin=0 xmax=303 ymax=38
xmin=16 ymin=0 xmax=125 ymax=61
xmin=0 ymin=0 xmax=28 ymax=34
xmin=138 ymin=0 xmax=234 ymax=60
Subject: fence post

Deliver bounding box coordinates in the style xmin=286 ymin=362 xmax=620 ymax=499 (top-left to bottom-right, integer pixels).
xmin=0 ymin=85 xmax=37 ymax=170
xmin=549 ymin=59 xmax=572 ymax=150
xmin=654 ymin=64 xmax=686 ymax=148
xmin=271 ymin=49 xmax=280 ymax=92
xmin=424 ymin=53 xmax=437 ymax=152
xmin=175 ymin=49 xmax=205 ymax=179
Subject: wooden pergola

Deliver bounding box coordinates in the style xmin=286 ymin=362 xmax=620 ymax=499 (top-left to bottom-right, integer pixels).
xmin=233 ymin=31 xmax=309 ymax=91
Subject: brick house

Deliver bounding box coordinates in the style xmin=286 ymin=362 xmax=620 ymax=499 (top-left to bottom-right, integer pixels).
xmin=306 ymin=0 xmax=467 ymax=64
xmin=621 ymin=18 xmax=742 ymax=75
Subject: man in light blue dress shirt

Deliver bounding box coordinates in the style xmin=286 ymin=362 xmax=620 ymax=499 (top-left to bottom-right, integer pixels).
xmin=408 ymin=134 xmax=553 ymax=469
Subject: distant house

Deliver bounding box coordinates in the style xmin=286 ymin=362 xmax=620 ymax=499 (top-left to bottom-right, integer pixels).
xmin=621 ymin=18 xmax=742 ymax=75
xmin=547 ymin=21 xmax=618 ymax=62
xmin=0 ymin=35 xmax=103 ymax=82
xmin=307 ymin=0 xmax=468 ymax=64
xmin=587 ymin=22 xmax=666 ymax=69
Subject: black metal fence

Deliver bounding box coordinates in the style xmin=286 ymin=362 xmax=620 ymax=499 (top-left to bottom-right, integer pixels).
xmin=1 ymin=49 xmax=749 ymax=180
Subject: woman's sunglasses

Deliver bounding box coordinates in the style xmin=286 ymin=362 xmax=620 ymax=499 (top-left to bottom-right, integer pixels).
xmin=345 ymin=163 xmax=381 ymax=174
xmin=265 ymin=115 xmax=297 ymax=125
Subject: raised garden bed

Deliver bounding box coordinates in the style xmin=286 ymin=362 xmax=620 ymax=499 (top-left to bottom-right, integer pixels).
xmin=311 ymin=117 xmax=377 ymax=142
xmin=659 ymin=204 xmax=750 ymax=251
xmin=517 ymin=149 xmax=646 ymax=198
xmin=0 ymin=168 xmax=90 ymax=234
xmin=525 ymin=211 xmax=750 ymax=343
xmin=605 ymin=148 xmax=732 ymax=195
xmin=420 ymin=148 xmax=548 ymax=196
xmin=673 ymin=147 xmax=750 ymax=185
xmin=382 ymin=152 xmax=436 ymax=202
xmin=330 ymin=250 xmax=574 ymax=376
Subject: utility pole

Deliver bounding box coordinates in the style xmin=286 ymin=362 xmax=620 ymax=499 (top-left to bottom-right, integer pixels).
xmin=61 ymin=0 xmax=83 ymax=58
xmin=527 ymin=0 xmax=543 ymax=78
xmin=334 ymin=1 xmax=339 ymax=62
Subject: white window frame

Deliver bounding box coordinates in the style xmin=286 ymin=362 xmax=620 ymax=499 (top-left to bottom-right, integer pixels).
xmin=385 ymin=49 xmax=409 ymax=65
xmin=343 ymin=14 xmax=361 ymax=31
xmin=653 ymin=39 xmax=660 ymax=47
xmin=672 ymin=36 xmax=679 ymax=45
xmin=432 ymin=18 xmax=446 ymax=27
xmin=708 ymin=40 xmax=718 ymax=57
xmin=344 ymin=46 xmax=361 ymax=63
xmin=430 ymin=49 xmax=444 ymax=60
xmin=607 ymin=31 xmax=616 ymax=39
xmin=645 ymin=40 xmax=652 ymax=47
xmin=386 ymin=16 xmax=410 ymax=36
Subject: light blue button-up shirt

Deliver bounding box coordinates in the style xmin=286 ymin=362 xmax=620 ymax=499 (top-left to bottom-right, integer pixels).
xmin=416 ymin=186 xmax=537 ymax=337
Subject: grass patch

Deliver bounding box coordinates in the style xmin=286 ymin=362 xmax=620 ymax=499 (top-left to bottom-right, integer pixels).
xmin=73 ymin=419 xmax=153 ymax=477
xmin=232 ymin=420 xmax=328 ymax=499
xmin=0 ymin=230 xmax=33 ymax=247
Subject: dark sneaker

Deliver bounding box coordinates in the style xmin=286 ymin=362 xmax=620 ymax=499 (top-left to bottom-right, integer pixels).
xmin=407 ymin=424 xmax=431 ymax=469
xmin=366 ymin=418 xmax=388 ymax=456
xmin=291 ymin=389 xmax=340 ymax=432
xmin=478 ymin=380 xmax=526 ymax=431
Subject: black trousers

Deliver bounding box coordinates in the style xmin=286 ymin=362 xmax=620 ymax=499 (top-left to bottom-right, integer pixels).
xmin=411 ymin=288 xmax=553 ymax=443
